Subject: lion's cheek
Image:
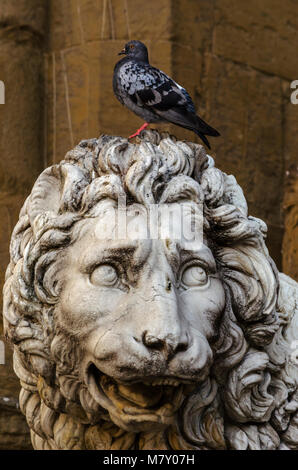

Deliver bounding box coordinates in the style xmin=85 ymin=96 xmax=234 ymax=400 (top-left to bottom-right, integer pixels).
xmin=56 ymin=278 xmax=126 ymax=333
xmin=178 ymin=277 xmax=226 ymax=339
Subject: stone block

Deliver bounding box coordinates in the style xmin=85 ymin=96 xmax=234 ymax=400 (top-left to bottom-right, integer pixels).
xmin=203 ymin=54 xmax=284 ymax=233
xmin=0 ymin=0 xmax=47 ymax=35
xmin=0 ymin=408 xmax=32 ymax=450
xmin=0 ymin=335 xmax=32 ymax=449
xmin=48 ymin=0 xmax=83 ymax=51
xmin=172 ymin=0 xmax=215 ymax=51
xmin=0 ymin=2 xmax=46 ymax=451
xmin=213 ymin=0 xmax=298 ymax=80
xmin=282 ymin=85 xmax=298 ymax=279
xmin=49 ymin=0 xmax=172 ymax=51
xmin=125 ymin=0 xmax=172 ymax=40
xmin=0 ymin=40 xmax=44 ymax=193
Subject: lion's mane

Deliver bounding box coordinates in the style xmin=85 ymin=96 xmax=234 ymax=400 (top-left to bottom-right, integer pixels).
xmin=3 ymin=131 xmax=298 ymax=450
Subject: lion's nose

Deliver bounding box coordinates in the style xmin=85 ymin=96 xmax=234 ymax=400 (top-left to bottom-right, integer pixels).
xmin=142 ymin=330 xmax=189 ymax=359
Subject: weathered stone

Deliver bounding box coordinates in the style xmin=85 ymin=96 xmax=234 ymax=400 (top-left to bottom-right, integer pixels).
xmin=282 ymin=168 xmax=298 ymax=280
xmin=0 ymin=0 xmax=47 ymax=36
xmin=1 ymin=0 xmax=298 ymax=452
xmin=0 ymin=0 xmax=47 ymax=450
xmin=0 ymin=334 xmax=32 ymax=449
xmin=48 ymin=0 xmax=83 ymax=51
xmin=282 ymin=81 xmax=298 ymax=280
xmin=48 ymin=0 xmax=172 ymax=51
xmin=172 ymin=0 xmax=215 ymax=51
xmin=202 ymin=54 xmax=284 ymax=266
xmin=3 ymin=131 xmax=298 ymax=450
xmin=0 ymin=407 xmax=32 ymax=450
xmin=0 ymin=43 xmax=44 ymax=193
xmin=213 ymin=0 xmax=298 ymax=80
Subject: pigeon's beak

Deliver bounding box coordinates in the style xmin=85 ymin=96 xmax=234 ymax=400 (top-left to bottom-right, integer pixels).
xmin=118 ymin=48 xmax=126 ymax=56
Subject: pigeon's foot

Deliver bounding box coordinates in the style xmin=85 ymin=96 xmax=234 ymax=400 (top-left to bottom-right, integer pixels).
xmin=129 ymin=122 xmax=149 ymax=139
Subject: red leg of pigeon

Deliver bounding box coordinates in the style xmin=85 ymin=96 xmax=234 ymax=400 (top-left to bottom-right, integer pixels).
xmin=129 ymin=122 xmax=149 ymax=139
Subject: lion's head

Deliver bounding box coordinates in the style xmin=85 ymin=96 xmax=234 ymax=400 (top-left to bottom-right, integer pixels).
xmin=3 ymin=131 xmax=298 ymax=450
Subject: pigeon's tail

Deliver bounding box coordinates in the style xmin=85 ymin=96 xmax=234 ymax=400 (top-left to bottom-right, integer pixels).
xmin=195 ymin=116 xmax=220 ymax=137
xmin=193 ymin=116 xmax=220 ymax=149
xmin=194 ymin=131 xmax=212 ymax=149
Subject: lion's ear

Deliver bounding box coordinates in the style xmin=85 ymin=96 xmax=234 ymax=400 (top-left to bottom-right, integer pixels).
xmin=27 ymin=164 xmax=90 ymax=233
xmin=27 ymin=166 xmax=62 ymax=226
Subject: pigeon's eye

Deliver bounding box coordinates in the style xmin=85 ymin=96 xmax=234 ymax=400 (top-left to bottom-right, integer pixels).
xmin=130 ymin=44 xmax=135 ymax=50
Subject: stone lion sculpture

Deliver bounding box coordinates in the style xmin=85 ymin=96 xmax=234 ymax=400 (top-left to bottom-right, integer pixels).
xmin=3 ymin=130 xmax=298 ymax=450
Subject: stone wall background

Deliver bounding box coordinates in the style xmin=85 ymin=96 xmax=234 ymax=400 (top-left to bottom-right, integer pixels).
xmin=0 ymin=0 xmax=47 ymax=449
xmin=0 ymin=0 xmax=297 ymax=449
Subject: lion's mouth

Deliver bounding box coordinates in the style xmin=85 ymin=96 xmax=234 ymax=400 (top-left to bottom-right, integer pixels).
xmin=86 ymin=363 xmax=196 ymax=431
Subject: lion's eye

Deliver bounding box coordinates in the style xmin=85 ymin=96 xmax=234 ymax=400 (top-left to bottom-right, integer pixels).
xmin=90 ymin=264 xmax=118 ymax=287
xmin=181 ymin=265 xmax=208 ymax=287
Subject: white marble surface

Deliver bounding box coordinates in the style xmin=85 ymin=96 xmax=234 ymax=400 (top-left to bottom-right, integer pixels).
xmin=3 ymin=131 xmax=298 ymax=449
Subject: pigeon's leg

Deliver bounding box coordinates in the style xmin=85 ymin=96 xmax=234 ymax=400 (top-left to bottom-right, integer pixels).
xmin=129 ymin=122 xmax=149 ymax=139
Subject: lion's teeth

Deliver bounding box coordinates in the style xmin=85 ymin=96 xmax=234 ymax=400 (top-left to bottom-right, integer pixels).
xmin=150 ymin=378 xmax=180 ymax=386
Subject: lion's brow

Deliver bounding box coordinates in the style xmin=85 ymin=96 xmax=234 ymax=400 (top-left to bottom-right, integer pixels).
xmin=178 ymin=246 xmax=217 ymax=271
xmin=79 ymin=240 xmax=147 ymax=271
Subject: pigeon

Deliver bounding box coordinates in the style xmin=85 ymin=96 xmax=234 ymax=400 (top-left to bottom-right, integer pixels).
xmin=113 ymin=40 xmax=220 ymax=149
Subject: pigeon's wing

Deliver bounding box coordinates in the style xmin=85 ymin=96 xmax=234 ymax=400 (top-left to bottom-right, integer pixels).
xmin=136 ymin=67 xmax=196 ymax=112
xmin=135 ymin=73 xmax=221 ymax=144
xmin=133 ymin=65 xmax=200 ymax=129
xmin=118 ymin=62 xmax=197 ymax=120
xmin=138 ymin=80 xmax=199 ymax=129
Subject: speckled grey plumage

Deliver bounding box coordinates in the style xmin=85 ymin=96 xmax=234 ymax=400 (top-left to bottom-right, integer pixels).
xmin=113 ymin=40 xmax=220 ymax=148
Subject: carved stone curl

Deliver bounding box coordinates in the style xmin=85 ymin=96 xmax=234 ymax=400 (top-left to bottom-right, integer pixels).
xmin=3 ymin=130 xmax=298 ymax=450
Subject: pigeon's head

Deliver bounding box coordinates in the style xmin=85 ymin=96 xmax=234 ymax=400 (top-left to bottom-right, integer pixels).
xmin=118 ymin=40 xmax=149 ymax=62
